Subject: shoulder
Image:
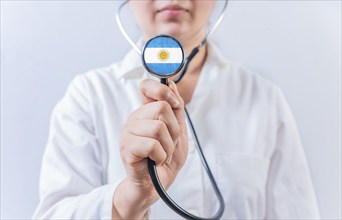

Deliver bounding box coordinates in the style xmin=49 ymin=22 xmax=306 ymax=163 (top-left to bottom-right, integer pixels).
xmin=206 ymin=43 xmax=292 ymax=122
xmin=208 ymin=43 xmax=279 ymax=101
xmin=67 ymin=49 xmax=144 ymax=98
xmin=231 ymin=62 xmax=278 ymax=96
xmin=209 ymin=43 xmax=276 ymax=87
xmin=63 ymin=65 xmax=119 ymax=104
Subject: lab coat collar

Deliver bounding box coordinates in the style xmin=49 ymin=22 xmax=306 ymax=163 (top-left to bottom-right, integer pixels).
xmin=206 ymin=42 xmax=229 ymax=68
xmin=115 ymin=39 xmax=145 ymax=80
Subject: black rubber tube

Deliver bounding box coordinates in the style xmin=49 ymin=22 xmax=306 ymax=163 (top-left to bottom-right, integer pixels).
xmin=147 ymin=78 xmax=225 ymax=219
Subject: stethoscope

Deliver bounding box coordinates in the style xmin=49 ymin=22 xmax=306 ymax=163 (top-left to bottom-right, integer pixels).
xmin=116 ymin=1 xmax=228 ymax=219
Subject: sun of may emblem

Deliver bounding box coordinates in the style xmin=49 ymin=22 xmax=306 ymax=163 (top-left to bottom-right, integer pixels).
xmin=158 ymin=50 xmax=169 ymax=61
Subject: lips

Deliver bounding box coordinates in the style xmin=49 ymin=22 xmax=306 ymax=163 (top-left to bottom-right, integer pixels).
xmin=157 ymin=5 xmax=189 ymax=16
xmin=158 ymin=5 xmax=186 ymax=12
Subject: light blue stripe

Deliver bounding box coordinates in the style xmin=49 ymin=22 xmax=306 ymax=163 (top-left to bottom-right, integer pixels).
xmin=147 ymin=36 xmax=181 ymax=48
xmin=146 ymin=63 xmax=182 ymax=75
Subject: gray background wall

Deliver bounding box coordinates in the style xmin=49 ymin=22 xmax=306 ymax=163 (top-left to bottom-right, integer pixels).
xmin=1 ymin=1 xmax=341 ymax=219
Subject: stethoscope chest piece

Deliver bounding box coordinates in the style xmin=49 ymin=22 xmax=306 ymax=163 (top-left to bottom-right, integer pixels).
xmin=142 ymin=35 xmax=185 ymax=78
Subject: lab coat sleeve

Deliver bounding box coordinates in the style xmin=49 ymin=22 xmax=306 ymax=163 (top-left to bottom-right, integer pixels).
xmin=33 ymin=75 xmax=118 ymax=219
xmin=265 ymin=88 xmax=320 ymax=219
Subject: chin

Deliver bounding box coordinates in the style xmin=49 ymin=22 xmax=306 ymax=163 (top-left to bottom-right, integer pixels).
xmin=157 ymin=26 xmax=186 ymax=41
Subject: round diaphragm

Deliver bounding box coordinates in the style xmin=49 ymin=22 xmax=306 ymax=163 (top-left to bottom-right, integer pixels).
xmin=142 ymin=35 xmax=185 ymax=78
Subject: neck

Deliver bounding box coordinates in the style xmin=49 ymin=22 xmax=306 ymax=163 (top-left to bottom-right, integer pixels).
xmin=171 ymin=34 xmax=208 ymax=104
xmin=173 ymin=34 xmax=208 ymax=80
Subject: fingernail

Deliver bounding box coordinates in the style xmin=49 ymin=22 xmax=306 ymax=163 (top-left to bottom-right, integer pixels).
xmin=168 ymin=93 xmax=180 ymax=107
xmin=173 ymin=99 xmax=180 ymax=108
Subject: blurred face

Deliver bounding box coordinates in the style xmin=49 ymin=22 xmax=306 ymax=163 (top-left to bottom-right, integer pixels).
xmin=129 ymin=0 xmax=216 ymax=46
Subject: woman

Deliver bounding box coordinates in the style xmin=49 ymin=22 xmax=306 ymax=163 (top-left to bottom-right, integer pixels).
xmin=33 ymin=1 xmax=320 ymax=219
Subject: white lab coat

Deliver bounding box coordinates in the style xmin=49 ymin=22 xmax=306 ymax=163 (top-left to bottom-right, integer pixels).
xmin=33 ymin=43 xmax=320 ymax=219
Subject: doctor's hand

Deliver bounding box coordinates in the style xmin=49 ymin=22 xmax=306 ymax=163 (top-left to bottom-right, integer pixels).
xmin=112 ymin=79 xmax=188 ymax=219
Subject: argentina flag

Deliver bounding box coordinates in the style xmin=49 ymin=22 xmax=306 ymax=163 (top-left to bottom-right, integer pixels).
xmin=143 ymin=36 xmax=184 ymax=77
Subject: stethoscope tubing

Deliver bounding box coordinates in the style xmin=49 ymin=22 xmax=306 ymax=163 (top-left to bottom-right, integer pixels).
xmin=148 ymin=89 xmax=226 ymax=219
xmin=116 ymin=1 xmax=229 ymax=219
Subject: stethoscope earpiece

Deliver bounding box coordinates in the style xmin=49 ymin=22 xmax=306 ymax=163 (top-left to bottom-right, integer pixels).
xmin=142 ymin=35 xmax=185 ymax=79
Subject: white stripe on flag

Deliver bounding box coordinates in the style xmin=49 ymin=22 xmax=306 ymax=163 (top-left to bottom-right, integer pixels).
xmin=144 ymin=48 xmax=183 ymax=64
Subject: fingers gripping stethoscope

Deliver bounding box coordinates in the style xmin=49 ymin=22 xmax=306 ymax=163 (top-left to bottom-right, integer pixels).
xmin=116 ymin=1 xmax=228 ymax=219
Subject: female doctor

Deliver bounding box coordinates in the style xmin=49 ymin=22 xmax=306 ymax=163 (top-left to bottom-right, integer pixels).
xmin=33 ymin=0 xmax=320 ymax=219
